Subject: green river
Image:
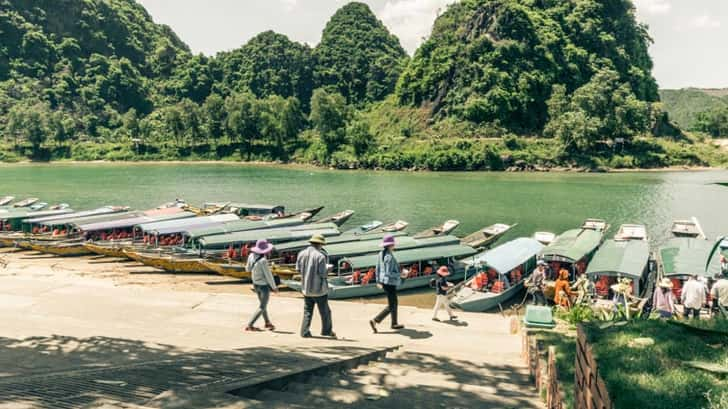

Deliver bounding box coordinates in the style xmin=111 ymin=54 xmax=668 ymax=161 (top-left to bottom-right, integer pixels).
xmin=2 ymin=163 xmax=727 ymax=305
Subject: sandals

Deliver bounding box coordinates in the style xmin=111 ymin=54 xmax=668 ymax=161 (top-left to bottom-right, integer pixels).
xmin=245 ymin=326 xmax=262 ymax=332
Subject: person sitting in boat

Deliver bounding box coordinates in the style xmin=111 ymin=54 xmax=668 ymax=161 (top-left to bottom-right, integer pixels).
xmin=407 ymin=264 xmax=419 ymax=278
xmin=510 ymin=267 xmax=522 ymax=284
xmin=423 ymin=263 xmax=434 ymax=276
xmin=553 ymin=269 xmax=573 ymax=309
xmin=348 ymin=270 xmax=362 ymax=285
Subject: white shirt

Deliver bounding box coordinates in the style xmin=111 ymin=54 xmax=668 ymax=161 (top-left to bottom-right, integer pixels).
xmin=681 ymin=279 xmax=706 ymax=309
xmin=712 ymin=279 xmax=728 ymax=307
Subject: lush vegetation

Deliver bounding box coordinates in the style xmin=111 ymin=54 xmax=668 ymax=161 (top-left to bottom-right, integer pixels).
xmin=0 ymin=0 xmax=726 ymax=169
xmin=660 ymin=88 xmax=728 ymax=137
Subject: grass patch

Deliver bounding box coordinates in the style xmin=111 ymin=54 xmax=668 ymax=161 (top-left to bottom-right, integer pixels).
xmin=583 ymin=320 xmax=728 ymax=409
xmin=533 ymin=330 xmax=577 ymax=409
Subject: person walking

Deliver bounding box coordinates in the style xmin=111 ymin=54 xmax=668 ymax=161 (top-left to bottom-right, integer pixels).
xmin=527 ymin=261 xmax=548 ymax=305
xmin=369 ymin=234 xmax=404 ymax=333
xmin=653 ymin=278 xmax=676 ymax=319
xmin=432 ymin=266 xmax=457 ymax=321
xmin=711 ymin=270 xmax=728 ymax=317
xmin=681 ymin=274 xmax=705 ymax=319
xmin=297 ymin=234 xmax=335 ymax=338
xmin=244 ymin=239 xmax=278 ymax=332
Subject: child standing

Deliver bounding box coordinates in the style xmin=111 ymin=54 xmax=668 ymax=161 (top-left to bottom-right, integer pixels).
xmin=432 ymin=266 xmax=457 ymax=321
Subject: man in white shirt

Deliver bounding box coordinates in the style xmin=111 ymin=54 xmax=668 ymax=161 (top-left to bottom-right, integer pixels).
xmin=681 ymin=275 xmax=705 ymax=319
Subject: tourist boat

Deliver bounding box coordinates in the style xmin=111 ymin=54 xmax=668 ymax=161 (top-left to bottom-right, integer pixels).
xmin=13 ymin=198 xmax=39 ymax=208
xmin=587 ymin=232 xmax=653 ymax=299
xmin=316 ymin=210 xmax=355 ymax=227
xmin=377 ymin=220 xmax=409 ymax=233
xmin=29 ymin=238 xmax=92 ymax=257
xmin=413 ymin=220 xmax=460 ymax=239
xmin=451 ymin=237 xmax=545 ymax=312
xmin=533 ymin=232 xmax=557 ymax=245
xmin=657 ymin=233 xmax=722 ymax=300
xmin=670 ymin=217 xmax=706 ymax=239
xmin=284 ymin=244 xmax=477 ymax=299
xmin=219 ymin=203 xmax=286 ymax=218
xmin=199 ymin=259 xmax=297 ymax=280
xmin=0 ymin=196 xmax=14 ymax=206
xmin=614 ymin=224 xmax=648 ymax=241
xmin=28 ymin=202 xmax=48 ymax=211
xmin=540 ymin=219 xmax=608 ymax=278
xmin=344 ymin=221 xmax=383 ymax=235
xmin=461 ymin=223 xmax=516 ymax=250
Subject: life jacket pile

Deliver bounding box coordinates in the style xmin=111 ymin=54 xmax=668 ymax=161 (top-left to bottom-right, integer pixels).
xmin=491 ymin=280 xmax=505 ymax=294
xmin=470 ymin=272 xmax=488 ymax=291
xmin=361 ymin=268 xmax=375 ymax=285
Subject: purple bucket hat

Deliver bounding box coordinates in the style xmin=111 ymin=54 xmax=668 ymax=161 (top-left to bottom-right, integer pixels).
xmin=380 ymin=234 xmax=396 ymax=248
xmin=251 ymin=239 xmax=273 ymax=255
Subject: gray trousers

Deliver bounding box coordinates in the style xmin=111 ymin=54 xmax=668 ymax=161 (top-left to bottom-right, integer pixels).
xmin=248 ymin=285 xmax=271 ymax=327
xmin=301 ymin=295 xmax=333 ymax=336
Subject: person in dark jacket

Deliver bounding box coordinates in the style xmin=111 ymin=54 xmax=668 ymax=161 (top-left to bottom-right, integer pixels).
xmin=432 ymin=266 xmax=457 ymax=321
xmin=369 ymin=235 xmax=404 ymax=332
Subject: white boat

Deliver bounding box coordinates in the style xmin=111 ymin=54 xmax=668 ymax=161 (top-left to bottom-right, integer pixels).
xmin=671 ymin=217 xmax=706 ymax=239
xmin=533 ymin=231 xmax=556 ymax=245
xmin=614 ymin=224 xmax=648 ymax=241
xmin=0 ymin=196 xmax=14 ymax=206
xmin=379 ymin=220 xmax=409 ymax=233
xmin=414 ymin=220 xmax=460 ymax=238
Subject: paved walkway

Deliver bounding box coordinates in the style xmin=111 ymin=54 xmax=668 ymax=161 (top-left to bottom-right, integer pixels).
xmin=0 ymin=255 xmax=542 ymax=408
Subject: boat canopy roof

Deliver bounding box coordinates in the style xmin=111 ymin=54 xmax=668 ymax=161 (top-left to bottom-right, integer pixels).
xmin=586 ymin=240 xmax=650 ymax=279
xmin=659 ymin=238 xmax=722 ymax=278
xmin=48 ymin=211 xmax=138 ymax=228
xmin=1 ymin=209 xmax=72 ymax=221
xmin=77 ymin=211 xmax=195 ymax=232
xmin=541 ymin=228 xmax=603 ymax=263
xmin=273 ymin=231 xmax=407 ymax=253
xmin=324 ymin=235 xmax=460 ymax=258
xmin=197 ymin=225 xmax=340 ymax=249
xmin=22 ymin=207 xmax=122 ymax=224
xmin=465 ymin=237 xmax=545 ymax=274
xmin=137 ymin=214 xmax=238 ymax=234
xmin=184 ymin=218 xmax=304 ymax=240
xmin=342 ymin=244 xmax=477 ymax=270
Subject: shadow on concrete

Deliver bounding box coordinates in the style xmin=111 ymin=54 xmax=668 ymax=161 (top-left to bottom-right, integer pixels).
xmin=376 ymin=328 xmax=433 ymax=339
xmin=0 ymin=334 xmax=386 ymax=408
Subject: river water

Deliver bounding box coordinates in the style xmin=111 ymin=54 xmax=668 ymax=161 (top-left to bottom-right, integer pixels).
xmin=2 ymin=163 xmax=727 ymax=306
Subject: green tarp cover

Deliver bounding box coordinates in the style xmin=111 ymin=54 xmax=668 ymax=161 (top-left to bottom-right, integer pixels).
xmin=660 ymin=238 xmax=721 ymax=278
xmin=466 ymin=237 xmax=545 ymax=274
xmin=274 ymin=231 xmax=407 ymax=252
xmin=586 ymin=239 xmax=650 ymax=279
xmin=184 ymin=218 xmax=303 ymax=239
xmin=41 ymin=211 xmax=138 ymax=228
xmin=137 ymin=214 xmax=239 ymax=233
xmin=22 ymin=207 xmax=120 ymax=224
xmin=324 ymin=235 xmax=459 ymax=258
xmin=343 ymin=244 xmax=477 ymax=270
xmin=197 ymin=226 xmax=340 ymax=249
xmin=541 ymin=228 xmax=603 ymax=263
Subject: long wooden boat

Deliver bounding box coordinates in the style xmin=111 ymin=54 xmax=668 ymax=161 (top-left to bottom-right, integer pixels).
xmin=461 ymin=223 xmax=516 ymax=250
xmin=587 ymin=233 xmax=652 ymax=298
xmin=451 ymin=237 xmax=545 ymax=312
xmin=199 ymin=259 xmax=298 ymax=280
xmin=671 ymin=217 xmax=706 ymax=239
xmin=13 ymin=198 xmax=39 ymax=208
xmin=413 ymin=220 xmax=460 ymax=239
xmin=284 ymin=244 xmax=477 ymax=299
xmin=376 ymin=220 xmax=409 ymax=233
xmin=193 ymin=223 xmax=340 ymax=252
xmin=29 ymin=239 xmax=91 ymax=257
xmin=316 ymin=210 xmax=355 ymax=227
xmin=0 ymin=196 xmax=14 ymax=206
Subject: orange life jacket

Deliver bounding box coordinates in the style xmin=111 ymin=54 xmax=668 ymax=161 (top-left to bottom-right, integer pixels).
xmin=362 ymin=268 xmax=375 ymax=285
xmin=491 ymin=280 xmax=505 ymax=294
xmin=352 ymin=270 xmax=361 ymax=284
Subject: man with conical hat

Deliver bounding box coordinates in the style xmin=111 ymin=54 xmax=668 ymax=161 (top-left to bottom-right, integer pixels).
xmin=297 ymin=234 xmax=335 ymax=338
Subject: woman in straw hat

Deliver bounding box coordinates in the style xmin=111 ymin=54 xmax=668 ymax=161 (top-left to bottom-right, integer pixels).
xmin=432 ymin=266 xmax=457 ymax=321
xmin=652 ymin=278 xmax=676 ymax=319
xmin=370 ymin=234 xmax=405 ymax=332
xmin=245 ymin=239 xmax=278 ymax=332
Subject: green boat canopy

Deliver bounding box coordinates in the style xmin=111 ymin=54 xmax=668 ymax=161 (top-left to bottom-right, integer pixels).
xmin=323 ymin=235 xmax=460 ymax=259
xmin=541 ymin=229 xmax=604 ymax=263
xmin=586 ymin=240 xmax=650 ymax=279
xmin=274 ymin=231 xmax=407 ymax=253
xmin=183 ymin=218 xmax=303 ymax=240
xmin=136 ymin=214 xmax=239 ymax=234
xmin=36 ymin=210 xmax=135 ymax=229
xmin=342 ymin=244 xmax=477 ymax=270
xmin=197 ymin=225 xmax=340 ymax=250
xmin=660 ymin=238 xmax=722 ymax=278
xmin=465 ymin=237 xmax=545 ymax=274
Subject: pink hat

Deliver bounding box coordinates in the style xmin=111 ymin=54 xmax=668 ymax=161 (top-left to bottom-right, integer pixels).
xmin=437 ymin=266 xmax=450 ymax=276
xmin=251 ymin=239 xmax=273 ymax=255
xmin=381 ymin=234 xmax=396 ymax=248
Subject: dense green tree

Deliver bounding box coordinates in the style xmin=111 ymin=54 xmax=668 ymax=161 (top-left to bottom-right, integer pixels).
xmin=225 ymin=92 xmax=260 ymax=158
xmin=216 ymin=31 xmax=314 ymax=108
xmin=309 ymin=88 xmax=349 ymax=153
xmin=314 ymin=2 xmax=407 ymax=105
xmin=694 ymin=107 xmax=728 ymax=137
xmin=202 ymin=93 xmax=226 ymax=141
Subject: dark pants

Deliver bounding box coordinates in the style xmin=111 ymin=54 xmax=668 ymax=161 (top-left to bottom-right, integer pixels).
xmin=683 ymin=307 xmax=700 ymax=319
xmin=373 ymin=284 xmax=399 ymax=326
xmin=247 ymin=285 xmax=271 ymax=327
xmin=531 ymin=289 xmax=547 ymax=306
xmin=301 ymin=295 xmax=333 ymax=336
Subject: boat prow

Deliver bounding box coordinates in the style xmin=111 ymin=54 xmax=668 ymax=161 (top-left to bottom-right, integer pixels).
xmin=414 ymin=220 xmax=460 ymax=238
xmin=461 ymin=223 xmax=517 ymax=249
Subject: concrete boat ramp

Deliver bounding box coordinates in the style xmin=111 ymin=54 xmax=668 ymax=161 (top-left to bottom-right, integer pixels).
xmin=0 ymin=255 xmax=542 ymax=408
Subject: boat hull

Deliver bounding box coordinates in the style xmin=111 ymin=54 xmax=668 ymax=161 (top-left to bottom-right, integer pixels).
xmin=451 ymin=281 xmax=525 ymax=312
xmin=84 ymin=242 xmax=132 ymax=258
xmin=29 ymin=241 xmax=91 ymax=257
xmin=200 ymin=259 xmax=298 ymax=280
xmin=134 ymin=252 xmax=211 ymax=273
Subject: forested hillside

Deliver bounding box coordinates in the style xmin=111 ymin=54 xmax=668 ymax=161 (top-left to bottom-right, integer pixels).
xmin=660 ymin=88 xmax=728 ymax=137
xmin=0 ymin=0 xmax=725 ymax=169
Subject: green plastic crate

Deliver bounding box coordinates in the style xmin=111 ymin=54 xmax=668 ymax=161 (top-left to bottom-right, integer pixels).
xmin=523 ymin=305 xmax=556 ymax=329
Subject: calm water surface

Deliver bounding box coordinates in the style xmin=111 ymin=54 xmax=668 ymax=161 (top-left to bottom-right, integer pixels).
xmin=2 ymin=163 xmax=727 ymax=305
